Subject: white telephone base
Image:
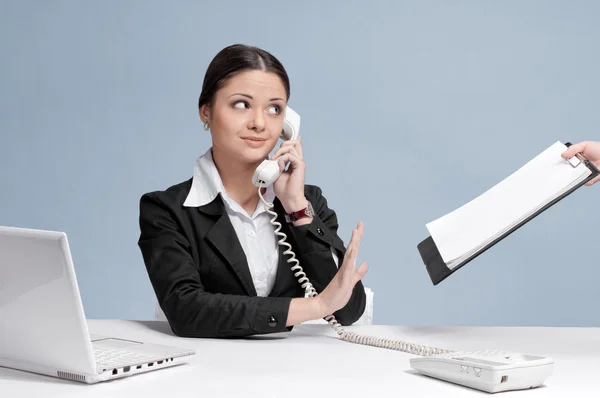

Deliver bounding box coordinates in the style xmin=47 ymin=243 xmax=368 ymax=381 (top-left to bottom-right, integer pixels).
xmin=409 ymin=349 xmax=554 ymax=393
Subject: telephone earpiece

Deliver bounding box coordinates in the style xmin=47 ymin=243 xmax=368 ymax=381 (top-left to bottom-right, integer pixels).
xmin=252 ymin=106 xmax=301 ymax=187
xmin=280 ymin=106 xmax=300 ymax=141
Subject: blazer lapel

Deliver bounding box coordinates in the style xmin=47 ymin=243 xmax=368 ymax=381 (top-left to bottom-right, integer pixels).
xmin=198 ymin=196 xmax=257 ymax=297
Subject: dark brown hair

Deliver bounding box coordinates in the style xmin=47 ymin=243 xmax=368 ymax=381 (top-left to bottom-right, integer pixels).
xmin=198 ymin=44 xmax=290 ymax=109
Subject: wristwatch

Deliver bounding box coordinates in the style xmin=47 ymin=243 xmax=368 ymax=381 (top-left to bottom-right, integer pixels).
xmin=285 ymin=201 xmax=315 ymax=223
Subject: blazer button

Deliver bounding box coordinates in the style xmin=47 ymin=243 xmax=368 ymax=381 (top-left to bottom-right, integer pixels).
xmin=267 ymin=316 xmax=277 ymax=328
xmin=316 ymin=228 xmax=324 ymax=236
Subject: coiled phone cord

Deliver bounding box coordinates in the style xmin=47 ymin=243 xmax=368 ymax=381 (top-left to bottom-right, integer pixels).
xmin=258 ymin=186 xmax=453 ymax=356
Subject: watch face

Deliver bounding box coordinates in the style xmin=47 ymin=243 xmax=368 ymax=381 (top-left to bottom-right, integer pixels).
xmin=306 ymin=201 xmax=315 ymax=216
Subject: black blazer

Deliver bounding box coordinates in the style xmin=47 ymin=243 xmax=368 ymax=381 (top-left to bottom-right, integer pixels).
xmin=137 ymin=179 xmax=366 ymax=338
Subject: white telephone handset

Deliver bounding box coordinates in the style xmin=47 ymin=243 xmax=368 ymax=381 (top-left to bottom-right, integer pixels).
xmin=253 ymin=108 xmax=552 ymax=394
xmin=252 ymin=106 xmax=301 ymax=187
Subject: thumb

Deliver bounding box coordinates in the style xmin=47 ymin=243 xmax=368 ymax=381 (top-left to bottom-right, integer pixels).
xmin=562 ymin=142 xmax=588 ymax=159
xmin=352 ymin=262 xmax=369 ymax=286
xmin=277 ymin=155 xmax=289 ymax=173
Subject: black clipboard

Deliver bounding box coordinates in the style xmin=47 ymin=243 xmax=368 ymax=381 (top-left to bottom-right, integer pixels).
xmin=417 ymin=142 xmax=600 ymax=286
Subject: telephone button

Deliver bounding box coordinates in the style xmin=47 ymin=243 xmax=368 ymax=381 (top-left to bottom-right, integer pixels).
xmin=267 ymin=316 xmax=278 ymax=328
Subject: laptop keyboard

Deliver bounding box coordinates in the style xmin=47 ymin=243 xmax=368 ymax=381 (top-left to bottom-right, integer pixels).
xmin=94 ymin=346 xmax=156 ymax=367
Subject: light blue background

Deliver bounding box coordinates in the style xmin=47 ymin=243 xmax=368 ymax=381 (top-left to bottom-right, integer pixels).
xmin=1 ymin=0 xmax=598 ymax=327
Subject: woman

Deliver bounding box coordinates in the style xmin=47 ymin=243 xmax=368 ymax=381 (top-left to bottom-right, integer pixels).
xmin=138 ymin=44 xmax=369 ymax=338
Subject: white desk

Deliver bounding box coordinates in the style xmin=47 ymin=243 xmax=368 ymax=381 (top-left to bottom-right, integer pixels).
xmin=1 ymin=320 xmax=598 ymax=397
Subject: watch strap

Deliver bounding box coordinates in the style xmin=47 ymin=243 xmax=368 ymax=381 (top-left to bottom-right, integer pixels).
xmin=285 ymin=201 xmax=315 ymax=223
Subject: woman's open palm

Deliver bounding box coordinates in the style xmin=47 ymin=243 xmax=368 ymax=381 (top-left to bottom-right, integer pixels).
xmin=317 ymin=222 xmax=369 ymax=316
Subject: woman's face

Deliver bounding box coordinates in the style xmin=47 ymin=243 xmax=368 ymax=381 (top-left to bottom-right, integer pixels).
xmin=200 ymin=69 xmax=287 ymax=165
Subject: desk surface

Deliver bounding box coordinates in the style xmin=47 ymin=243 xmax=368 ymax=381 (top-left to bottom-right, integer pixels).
xmin=1 ymin=320 xmax=599 ymax=397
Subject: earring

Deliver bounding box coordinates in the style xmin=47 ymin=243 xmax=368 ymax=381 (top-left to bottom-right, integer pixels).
xmin=203 ymin=120 xmax=209 ymax=131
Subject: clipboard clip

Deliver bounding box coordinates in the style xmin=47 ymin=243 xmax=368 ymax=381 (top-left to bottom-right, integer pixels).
xmin=566 ymin=153 xmax=585 ymax=168
xmin=564 ymin=141 xmax=587 ymax=168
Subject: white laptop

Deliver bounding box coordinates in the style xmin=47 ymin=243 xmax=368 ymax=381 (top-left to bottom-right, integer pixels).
xmin=0 ymin=225 xmax=195 ymax=383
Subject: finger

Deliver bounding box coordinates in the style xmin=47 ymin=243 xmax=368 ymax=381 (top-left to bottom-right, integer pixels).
xmin=342 ymin=223 xmax=364 ymax=257
xmin=353 ymin=224 xmax=365 ymax=248
xmin=346 ymin=223 xmax=365 ymax=275
xmin=352 ymin=262 xmax=369 ymax=286
xmin=341 ymin=227 xmax=363 ymax=282
xmin=271 ymin=144 xmax=301 ymax=161
xmin=345 ymin=226 xmax=362 ymax=255
xmin=276 ymin=146 xmax=301 ymax=161
xmin=280 ymin=137 xmax=303 ymax=158
xmin=279 ymin=142 xmax=302 ymax=159
xmin=276 ymin=153 xmax=305 ymax=173
xmin=356 ymin=221 xmax=364 ymax=238
xmin=297 ymin=135 xmax=302 ymax=154
xmin=339 ymin=230 xmax=359 ymax=268
xmin=585 ymin=175 xmax=600 ymax=186
xmin=561 ymin=142 xmax=589 ymax=159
